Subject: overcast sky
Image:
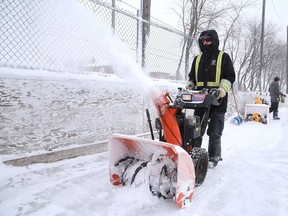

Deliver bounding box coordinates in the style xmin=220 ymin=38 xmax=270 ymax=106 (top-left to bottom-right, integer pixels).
xmin=117 ymin=0 xmax=288 ymax=36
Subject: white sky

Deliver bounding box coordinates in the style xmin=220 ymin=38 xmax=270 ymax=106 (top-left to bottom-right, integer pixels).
xmin=252 ymin=0 xmax=288 ymax=36
xmin=117 ymin=0 xmax=288 ymax=36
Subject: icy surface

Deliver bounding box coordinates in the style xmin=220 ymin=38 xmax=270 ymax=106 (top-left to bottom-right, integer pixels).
xmin=0 ymin=68 xmax=180 ymax=157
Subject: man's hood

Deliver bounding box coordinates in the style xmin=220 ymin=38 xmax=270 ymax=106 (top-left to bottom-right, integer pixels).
xmin=198 ymin=29 xmax=219 ymax=53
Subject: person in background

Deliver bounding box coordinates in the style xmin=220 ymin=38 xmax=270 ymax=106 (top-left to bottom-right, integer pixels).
xmin=269 ymin=76 xmax=285 ymax=120
xmin=185 ymin=29 xmax=235 ymax=167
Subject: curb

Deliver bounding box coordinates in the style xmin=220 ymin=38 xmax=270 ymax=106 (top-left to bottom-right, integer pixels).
xmin=4 ymin=132 xmax=156 ymax=167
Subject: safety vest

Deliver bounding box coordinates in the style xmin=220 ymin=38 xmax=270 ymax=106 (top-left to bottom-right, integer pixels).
xmin=195 ymin=51 xmax=224 ymax=87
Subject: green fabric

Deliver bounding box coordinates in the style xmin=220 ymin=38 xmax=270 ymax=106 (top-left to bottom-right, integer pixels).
xmin=185 ymin=81 xmax=195 ymax=89
xmin=219 ymin=79 xmax=231 ymax=92
xmin=195 ymin=51 xmax=224 ymax=87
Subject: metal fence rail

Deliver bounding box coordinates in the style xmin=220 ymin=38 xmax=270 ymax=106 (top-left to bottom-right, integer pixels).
xmin=0 ymin=0 xmax=191 ymax=79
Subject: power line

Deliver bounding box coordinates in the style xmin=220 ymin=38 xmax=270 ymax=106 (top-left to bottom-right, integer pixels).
xmin=117 ymin=0 xmax=182 ymax=31
xmin=271 ymin=0 xmax=286 ymax=27
xmin=116 ymin=0 xmax=138 ymax=10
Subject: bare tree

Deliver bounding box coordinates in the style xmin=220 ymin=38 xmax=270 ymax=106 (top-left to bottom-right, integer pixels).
xmin=236 ymin=20 xmax=261 ymax=90
xmin=221 ymin=1 xmax=255 ymax=51
xmin=174 ymin=0 xmax=254 ymax=80
xmin=228 ymin=18 xmax=286 ymax=92
xmin=171 ymin=0 xmax=286 ymax=92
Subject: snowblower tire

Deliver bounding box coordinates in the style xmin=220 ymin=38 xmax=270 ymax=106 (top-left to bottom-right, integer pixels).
xmin=190 ymin=147 xmax=208 ymax=186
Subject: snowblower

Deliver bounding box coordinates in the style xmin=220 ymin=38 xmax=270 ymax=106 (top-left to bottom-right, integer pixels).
xmin=109 ymin=87 xmax=220 ymax=208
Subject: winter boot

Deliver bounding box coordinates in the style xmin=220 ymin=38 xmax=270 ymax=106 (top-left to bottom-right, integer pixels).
xmin=273 ymin=112 xmax=280 ymax=120
xmin=208 ymin=156 xmax=222 ymax=168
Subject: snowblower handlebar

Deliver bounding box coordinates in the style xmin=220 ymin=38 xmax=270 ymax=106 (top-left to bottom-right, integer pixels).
xmin=173 ymin=88 xmax=220 ymax=109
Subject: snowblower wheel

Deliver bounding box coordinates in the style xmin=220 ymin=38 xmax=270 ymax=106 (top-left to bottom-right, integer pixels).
xmin=190 ymin=147 xmax=208 ymax=186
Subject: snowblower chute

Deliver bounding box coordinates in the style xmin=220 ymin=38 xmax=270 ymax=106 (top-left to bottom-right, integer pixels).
xmin=109 ymin=87 xmax=220 ymax=208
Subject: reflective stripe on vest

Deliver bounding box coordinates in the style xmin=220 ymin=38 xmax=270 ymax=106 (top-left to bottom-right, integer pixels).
xmin=195 ymin=51 xmax=224 ymax=87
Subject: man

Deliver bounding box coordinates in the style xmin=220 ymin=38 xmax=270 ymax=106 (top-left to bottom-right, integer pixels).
xmin=186 ymin=29 xmax=235 ymax=167
xmin=269 ymin=76 xmax=284 ymax=120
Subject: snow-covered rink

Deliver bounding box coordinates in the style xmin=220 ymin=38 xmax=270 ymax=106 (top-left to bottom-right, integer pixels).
xmin=1 ymin=108 xmax=288 ymax=216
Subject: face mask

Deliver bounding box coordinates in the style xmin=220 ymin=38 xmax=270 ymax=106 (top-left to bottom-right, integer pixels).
xmin=203 ymin=45 xmax=213 ymax=54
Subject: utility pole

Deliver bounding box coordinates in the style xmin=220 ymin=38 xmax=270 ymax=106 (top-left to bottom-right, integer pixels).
xmin=259 ymin=0 xmax=266 ymax=92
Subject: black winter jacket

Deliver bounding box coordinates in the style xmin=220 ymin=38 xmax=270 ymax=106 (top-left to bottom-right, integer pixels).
xmin=188 ymin=30 xmax=235 ymax=113
xmin=269 ymin=81 xmax=281 ymax=103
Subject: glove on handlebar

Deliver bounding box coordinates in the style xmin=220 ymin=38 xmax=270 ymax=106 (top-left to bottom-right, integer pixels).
xmin=217 ymin=79 xmax=232 ymax=99
xmin=209 ymin=88 xmax=219 ymax=98
xmin=185 ymin=81 xmax=195 ymax=90
xmin=217 ymin=87 xmax=226 ymax=99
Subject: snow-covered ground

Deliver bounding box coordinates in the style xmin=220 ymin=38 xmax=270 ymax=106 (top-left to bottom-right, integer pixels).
xmin=1 ymin=1 xmax=287 ymax=214
xmin=1 ymin=105 xmax=288 ymax=216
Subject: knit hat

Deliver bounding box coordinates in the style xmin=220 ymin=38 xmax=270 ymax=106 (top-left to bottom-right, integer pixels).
xmin=274 ymin=77 xmax=280 ymax=82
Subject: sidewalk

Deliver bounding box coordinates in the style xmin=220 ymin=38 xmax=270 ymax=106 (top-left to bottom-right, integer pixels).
xmin=3 ymin=132 xmax=156 ymax=167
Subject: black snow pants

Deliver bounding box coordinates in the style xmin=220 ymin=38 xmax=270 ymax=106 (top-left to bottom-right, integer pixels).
xmin=193 ymin=109 xmax=225 ymax=158
xmin=269 ymin=102 xmax=279 ymax=118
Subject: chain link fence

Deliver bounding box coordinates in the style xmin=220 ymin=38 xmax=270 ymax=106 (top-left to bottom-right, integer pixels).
xmin=0 ymin=0 xmax=191 ymax=79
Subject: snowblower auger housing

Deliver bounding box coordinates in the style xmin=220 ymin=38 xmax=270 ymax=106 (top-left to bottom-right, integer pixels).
xmin=109 ymin=134 xmax=195 ymax=208
xmin=109 ymin=87 xmax=220 ymax=208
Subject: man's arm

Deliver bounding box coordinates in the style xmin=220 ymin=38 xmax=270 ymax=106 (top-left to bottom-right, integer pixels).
xmin=217 ymin=53 xmax=236 ymax=98
xmin=222 ymin=53 xmax=235 ymax=85
xmin=186 ymin=57 xmax=197 ymax=89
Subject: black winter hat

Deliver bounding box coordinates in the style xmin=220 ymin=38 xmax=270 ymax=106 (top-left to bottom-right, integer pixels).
xmin=274 ymin=77 xmax=280 ymax=82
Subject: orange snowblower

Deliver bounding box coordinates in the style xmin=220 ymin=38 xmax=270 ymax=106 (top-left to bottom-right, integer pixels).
xmin=109 ymin=87 xmax=220 ymax=208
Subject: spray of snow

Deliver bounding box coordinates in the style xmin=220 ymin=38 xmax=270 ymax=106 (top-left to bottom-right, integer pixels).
xmin=37 ymin=0 xmax=156 ymax=94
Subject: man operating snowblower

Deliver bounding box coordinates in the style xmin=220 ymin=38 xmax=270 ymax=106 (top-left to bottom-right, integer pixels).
xmin=109 ymin=30 xmax=235 ymax=208
xmin=186 ymin=29 xmax=235 ymax=167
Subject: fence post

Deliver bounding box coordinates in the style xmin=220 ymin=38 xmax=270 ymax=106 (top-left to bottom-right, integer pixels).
xmin=141 ymin=0 xmax=151 ymax=69
xmin=111 ymin=0 xmax=115 ymax=33
xmin=136 ymin=9 xmax=142 ymax=67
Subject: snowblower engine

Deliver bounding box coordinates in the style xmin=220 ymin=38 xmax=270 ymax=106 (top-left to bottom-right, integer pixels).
xmin=155 ymin=88 xmax=220 ymax=184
